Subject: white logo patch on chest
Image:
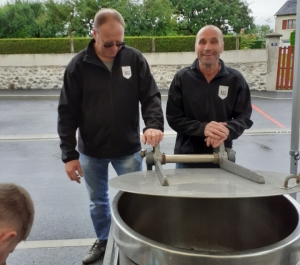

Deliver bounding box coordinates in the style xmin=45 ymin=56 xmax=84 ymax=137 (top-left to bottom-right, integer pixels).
xmin=218 ymin=85 xmax=229 ymax=99
xmin=122 ymin=66 xmax=132 ymax=79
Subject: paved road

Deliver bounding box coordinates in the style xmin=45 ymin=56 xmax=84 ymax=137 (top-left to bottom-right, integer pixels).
xmin=1 ymin=93 xmax=299 ymax=265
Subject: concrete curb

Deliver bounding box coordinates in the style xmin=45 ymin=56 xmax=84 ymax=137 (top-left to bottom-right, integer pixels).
xmin=0 ymin=90 xmax=293 ymax=100
xmin=0 ymin=95 xmax=60 ymax=100
xmin=0 ymin=129 xmax=292 ymax=142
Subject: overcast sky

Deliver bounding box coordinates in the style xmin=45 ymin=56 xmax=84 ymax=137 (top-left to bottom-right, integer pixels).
xmin=0 ymin=0 xmax=287 ymax=29
xmin=248 ymin=0 xmax=287 ymax=29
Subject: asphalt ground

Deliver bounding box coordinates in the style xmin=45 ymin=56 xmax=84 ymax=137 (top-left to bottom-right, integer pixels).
xmin=1 ymin=90 xmax=300 ymax=265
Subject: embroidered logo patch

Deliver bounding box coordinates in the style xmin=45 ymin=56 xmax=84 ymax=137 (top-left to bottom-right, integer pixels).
xmin=122 ymin=66 xmax=132 ymax=79
xmin=218 ymin=85 xmax=229 ymax=99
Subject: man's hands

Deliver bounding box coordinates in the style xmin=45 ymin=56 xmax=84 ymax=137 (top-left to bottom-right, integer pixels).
xmin=204 ymin=121 xmax=229 ymax=148
xmin=142 ymin=129 xmax=164 ymax=147
xmin=65 ymin=160 xmax=84 ymax=183
xmin=65 ymin=129 xmax=163 ymax=182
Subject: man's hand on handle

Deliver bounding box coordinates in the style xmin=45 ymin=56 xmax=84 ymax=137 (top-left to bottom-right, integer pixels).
xmin=205 ymin=136 xmax=226 ymax=148
xmin=142 ymin=129 xmax=164 ymax=147
xmin=65 ymin=160 xmax=83 ymax=184
xmin=204 ymin=121 xmax=229 ymax=148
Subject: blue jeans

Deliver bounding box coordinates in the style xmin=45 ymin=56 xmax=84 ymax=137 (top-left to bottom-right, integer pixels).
xmin=79 ymin=151 xmax=143 ymax=241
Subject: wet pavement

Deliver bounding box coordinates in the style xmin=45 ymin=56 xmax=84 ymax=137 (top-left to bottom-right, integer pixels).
xmin=1 ymin=90 xmax=299 ymax=265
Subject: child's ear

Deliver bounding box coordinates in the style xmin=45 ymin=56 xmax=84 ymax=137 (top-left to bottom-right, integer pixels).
xmin=0 ymin=230 xmax=17 ymax=245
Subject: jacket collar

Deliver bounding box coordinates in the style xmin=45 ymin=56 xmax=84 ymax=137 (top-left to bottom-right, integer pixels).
xmin=191 ymin=58 xmax=229 ymax=77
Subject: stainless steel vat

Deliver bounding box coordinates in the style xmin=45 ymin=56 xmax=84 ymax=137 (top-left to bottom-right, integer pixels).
xmin=112 ymin=192 xmax=300 ymax=265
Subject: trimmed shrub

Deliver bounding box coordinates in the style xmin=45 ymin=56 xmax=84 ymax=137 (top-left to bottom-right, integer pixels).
xmin=154 ymin=36 xmax=195 ymax=52
xmin=0 ymin=38 xmax=71 ymax=54
xmin=290 ymin=30 xmax=296 ymax=46
xmin=124 ymin=37 xmax=153 ymax=53
xmin=0 ymin=35 xmax=255 ymax=54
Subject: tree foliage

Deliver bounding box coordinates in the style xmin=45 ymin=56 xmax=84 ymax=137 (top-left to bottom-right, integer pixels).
xmin=44 ymin=0 xmax=99 ymax=37
xmin=117 ymin=0 xmax=175 ymax=36
xmin=247 ymin=24 xmax=274 ymax=40
xmin=239 ymin=24 xmax=273 ymax=49
xmin=0 ymin=0 xmax=47 ymax=38
xmin=0 ymin=0 xmax=256 ymax=38
xmin=170 ymin=0 xmax=255 ymax=35
xmin=43 ymin=0 xmax=175 ymax=37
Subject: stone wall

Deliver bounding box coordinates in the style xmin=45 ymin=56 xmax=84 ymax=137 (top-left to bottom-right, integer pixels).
xmin=0 ymin=62 xmax=267 ymax=91
xmin=151 ymin=62 xmax=266 ymax=91
xmin=1 ymin=66 xmax=65 ymax=90
xmin=0 ymin=50 xmax=268 ymax=91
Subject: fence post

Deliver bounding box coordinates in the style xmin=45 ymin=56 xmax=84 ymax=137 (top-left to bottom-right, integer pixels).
xmin=235 ymin=35 xmax=239 ymax=50
xmin=70 ymin=38 xmax=74 ymax=54
xmin=152 ymin=38 xmax=155 ymax=53
xmin=265 ymin=33 xmax=282 ymax=91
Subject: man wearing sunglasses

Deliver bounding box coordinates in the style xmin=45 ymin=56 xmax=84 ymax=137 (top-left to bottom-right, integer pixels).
xmin=57 ymin=8 xmax=164 ymax=264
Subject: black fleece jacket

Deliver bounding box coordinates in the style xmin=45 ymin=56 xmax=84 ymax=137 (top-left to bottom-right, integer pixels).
xmin=166 ymin=58 xmax=253 ymax=155
xmin=58 ymin=39 xmax=164 ymax=163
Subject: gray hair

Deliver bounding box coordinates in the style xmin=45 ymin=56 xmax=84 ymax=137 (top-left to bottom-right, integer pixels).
xmin=94 ymin=8 xmax=125 ymax=29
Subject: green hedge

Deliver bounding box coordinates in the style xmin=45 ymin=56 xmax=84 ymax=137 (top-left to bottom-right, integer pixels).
xmin=154 ymin=36 xmax=195 ymax=52
xmin=0 ymin=35 xmax=248 ymax=54
xmin=124 ymin=37 xmax=153 ymax=53
xmin=250 ymin=40 xmax=265 ymax=49
xmin=72 ymin=36 xmax=154 ymax=53
xmin=224 ymin=36 xmax=238 ymax=50
xmin=0 ymin=38 xmax=72 ymax=54
xmin=73 ymin=38 xmax=91 ymax=52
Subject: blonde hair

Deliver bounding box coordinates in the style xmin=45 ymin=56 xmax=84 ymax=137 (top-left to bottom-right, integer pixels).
xmin=0 ymin=183 xmax=34 ymax=240
xmin=94 ymin=8 xmax=125 ymax=30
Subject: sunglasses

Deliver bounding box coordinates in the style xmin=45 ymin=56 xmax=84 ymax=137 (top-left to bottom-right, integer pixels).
xmin=103 ymin=41 xmax=125 ymax=48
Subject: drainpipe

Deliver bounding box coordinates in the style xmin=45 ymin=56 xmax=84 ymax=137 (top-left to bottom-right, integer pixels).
xmin=289 ymin=0 xmax=300 ymax=199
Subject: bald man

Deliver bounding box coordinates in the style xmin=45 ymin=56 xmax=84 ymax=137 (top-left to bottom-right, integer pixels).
xmin=57 ymin=8 xmax=164 ymax=264
xmin=167 ymin=25 xmax=253 ymax=168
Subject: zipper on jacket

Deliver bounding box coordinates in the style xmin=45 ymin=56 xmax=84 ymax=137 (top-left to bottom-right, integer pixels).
xmin=206 ymin=83 xmax=210 ymax=115
xmin=84 ymin=57 xmax=110 ymax=72
xmin=108 ymin=72 xmax=118 ymax=155
xmin=85 ymin=56 xmax=118 ymax=155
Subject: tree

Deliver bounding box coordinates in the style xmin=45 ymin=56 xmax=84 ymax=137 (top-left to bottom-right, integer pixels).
xmin=170 ymin=0 xmax=255 ymax=35
xmin=114 ymin=0 xmax=176 ymax=36
xmin=44 ymin=0 xmax=94 ymax=38
xmin=0 ymin=0 xmax=176 ymax=38
xmin=238 ymin=24 xmax=273 ymax=49
xmin=247 ymin=24 xmax=273 ymax=40
xmin=0 ymin=0 xmax=47 ymax=38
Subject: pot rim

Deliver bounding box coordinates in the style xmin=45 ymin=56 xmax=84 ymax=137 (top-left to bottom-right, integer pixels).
xmin=112 ymin=191 xmax=300 ymax=259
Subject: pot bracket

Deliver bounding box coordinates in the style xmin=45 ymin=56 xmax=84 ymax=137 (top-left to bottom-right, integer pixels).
xmin=109 ymin=144 xmax=300 ymax=198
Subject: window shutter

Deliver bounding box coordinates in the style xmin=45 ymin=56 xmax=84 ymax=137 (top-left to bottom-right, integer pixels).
xmin=282 ymin=20 xmax=287 ymax=29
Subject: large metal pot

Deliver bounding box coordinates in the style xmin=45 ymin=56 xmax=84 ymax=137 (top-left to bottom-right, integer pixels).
xmin=112 ymin=192 xmax=300 ymax=265
xmin=109 ymin=167 xmax=300 ymax=265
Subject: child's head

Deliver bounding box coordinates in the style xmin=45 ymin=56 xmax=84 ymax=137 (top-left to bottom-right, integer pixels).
xmin=0 ymin=183 xmax=34 ymax=265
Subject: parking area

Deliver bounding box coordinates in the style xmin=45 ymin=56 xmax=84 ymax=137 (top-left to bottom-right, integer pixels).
xmin=1 ymin=90 xmax=299 ymax=265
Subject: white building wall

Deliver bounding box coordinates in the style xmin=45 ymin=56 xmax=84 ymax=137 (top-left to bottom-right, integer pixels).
xmin=275 ymin=15 xmax=297 ymax=46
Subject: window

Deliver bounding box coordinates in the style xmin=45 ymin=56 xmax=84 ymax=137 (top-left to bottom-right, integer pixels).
xmin=283 ymin=19 xmax=296 ymax=29
xmin=287 ymin=19 xmax=296 ymax=29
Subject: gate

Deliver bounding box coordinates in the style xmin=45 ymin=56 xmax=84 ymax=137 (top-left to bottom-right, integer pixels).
xmin=276 ymin=46 xmax=294 ymax=90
